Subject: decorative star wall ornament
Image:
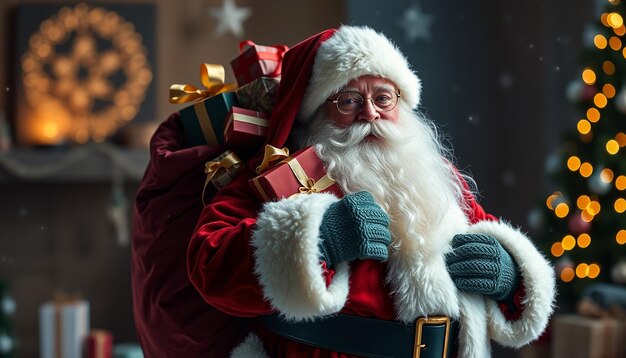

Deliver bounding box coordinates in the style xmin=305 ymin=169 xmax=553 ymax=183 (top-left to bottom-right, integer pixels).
xmin=209 ymin=0 xmax=252 ymax=38
xmin=398 ymin=3 xmax=434 ymax=42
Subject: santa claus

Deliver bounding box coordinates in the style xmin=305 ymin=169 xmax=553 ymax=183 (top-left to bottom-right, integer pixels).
xmin=187 ymin=26 xmax=555 ymax=357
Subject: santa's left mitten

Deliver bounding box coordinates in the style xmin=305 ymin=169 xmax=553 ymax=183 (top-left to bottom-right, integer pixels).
xmin=446 ymin=233 xmax=521 ymax=301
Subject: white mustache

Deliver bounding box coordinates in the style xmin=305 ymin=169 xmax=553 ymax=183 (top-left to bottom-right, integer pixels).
xmin=327 ymin=120 xmax=409 ymax=148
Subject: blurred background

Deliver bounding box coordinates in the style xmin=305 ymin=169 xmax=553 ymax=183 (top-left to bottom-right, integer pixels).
xmin=0 ymin=0 xmax=624 ymax=357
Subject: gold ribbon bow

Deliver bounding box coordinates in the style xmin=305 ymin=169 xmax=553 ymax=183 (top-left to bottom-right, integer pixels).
xmin=201 ymin=151 xmax=242 ymax=206
xmin=169 ymin=63 xmax=237 ymax=104
xmin=286 ymin=158 xmax=335 ymax=196
xmin=255 ymin=144 xmax=290 ymax=174
xmin=253 ymin=144 xmax=336 ymax=200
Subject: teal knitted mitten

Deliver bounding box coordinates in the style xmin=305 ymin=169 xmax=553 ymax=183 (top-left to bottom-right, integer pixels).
xmin=446 ymin=234 xmax=521 ymax=301
xmin=318 ymin=191 xmax=391 ymax=266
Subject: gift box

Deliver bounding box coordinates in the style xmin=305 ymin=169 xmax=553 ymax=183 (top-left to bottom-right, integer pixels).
xmin=39 ymin=297 xmax=90 ymax=358
xmin=231 ymin=40 xmax=288 ymax=86
xmin=551 ymin=314 xmax=626 ymax=358
xmin=249 ymin=145 xmax=342 ymax=202
xmin=235 ymin=77 xmax=280 ymax=113
xmin=179 ymin=92 xmax=238 ymax=147
xmin=202 ymin=150 xmax=244 ymax=205
xmin=224 ymin=107 xmax=269 ymax=149
xmin=86 ymin=330 xmax=113 ymax=358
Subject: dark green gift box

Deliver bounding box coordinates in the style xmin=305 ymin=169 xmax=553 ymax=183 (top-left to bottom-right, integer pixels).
xmin=179 ymin=92 xmax=239 ymax=147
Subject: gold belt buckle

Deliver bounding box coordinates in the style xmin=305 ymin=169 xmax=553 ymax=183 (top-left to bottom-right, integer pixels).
xmin=413 ymin=316 xmax=450 ymax=358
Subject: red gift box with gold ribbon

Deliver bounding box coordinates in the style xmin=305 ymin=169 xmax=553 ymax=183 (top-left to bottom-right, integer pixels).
xmin=249 ymin=145 xmax=342 ymax=202
xmin=230 ymin=41 xmax=288 ymax=86
xmin=86 ymin=330 xmax=113 ymax=358
xmin=223 ymin=107 xmax=269 ymax=149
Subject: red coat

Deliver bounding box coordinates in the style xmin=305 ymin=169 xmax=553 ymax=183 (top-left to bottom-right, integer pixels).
xmin=186 ymin=165 xmax=526 ymax=356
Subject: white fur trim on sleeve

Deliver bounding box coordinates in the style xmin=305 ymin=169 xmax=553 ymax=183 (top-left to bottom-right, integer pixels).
xmin=468 ymin=220 xmax=556 ymax=347
xmin=252 ymin=193 xmax=350 ymax=321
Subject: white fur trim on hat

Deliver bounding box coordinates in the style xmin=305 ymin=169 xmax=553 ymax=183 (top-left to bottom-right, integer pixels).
xmin=299 ymin=25 xmax=421 ymax=120
xmin=252 ymin=193 xmax=350 ymax=321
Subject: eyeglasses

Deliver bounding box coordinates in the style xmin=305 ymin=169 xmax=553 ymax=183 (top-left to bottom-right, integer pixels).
xmin=327 ymin=89 xmax=401 ymax=115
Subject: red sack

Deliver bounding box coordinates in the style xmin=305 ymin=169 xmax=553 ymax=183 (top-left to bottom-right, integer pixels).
xmin=131 ymin=113 xmax=252 ymax=357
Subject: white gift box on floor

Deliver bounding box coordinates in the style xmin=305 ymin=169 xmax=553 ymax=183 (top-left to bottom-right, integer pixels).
xmin=39 ymin=299 xmax=90 ymax=358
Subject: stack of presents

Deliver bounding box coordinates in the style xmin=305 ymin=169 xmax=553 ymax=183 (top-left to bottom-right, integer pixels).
xmin=39 ymin=293 xmax=142 ymax=358
xmin=37 ymin=40 xmax=341 ymax=358
xmin=170 ymin=40 xmax=341 ymax=205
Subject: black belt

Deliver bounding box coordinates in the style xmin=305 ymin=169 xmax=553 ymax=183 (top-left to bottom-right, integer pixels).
xmin=261 ymin=313 xmax=458 ymax=358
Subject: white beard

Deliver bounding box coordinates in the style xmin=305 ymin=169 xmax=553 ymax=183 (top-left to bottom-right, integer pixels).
xmin=294 ymin=105 xmax=469 ymax=256
xmin=293 ymin=105 xmax=472 ymax=319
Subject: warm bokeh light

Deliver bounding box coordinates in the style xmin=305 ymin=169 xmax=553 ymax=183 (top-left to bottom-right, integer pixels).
xmin=601 ymin=168 xmax=614 ymax=182
xmin=577 ymin=233 xmax=591 ymax=248
xmin=603 ymin=83 xmax=616 ymax=98
xmin=580 ymin=162 xmax=594 ymax=177
xmin=609 ymin=36 xmax=622 ymax=50
xmin=576 ymin=263 xmax=590 ymax=278
xmin=603 ymin=61 xmax=616 ymax=75
xmin=616 ymin=175 xmax=626 ymax=190
xmin=562 ymin=235 xmax=576 ymax=250
xmin=607 ymin=139 xmax=620 ymax=154
xmin=589 ymin=201 xmax=601 ymax=215
xmin=561 ymin=267 xmax=575 ymax=282
xmin=567 ymin=156 xmax=582 ymax=171
xmin=615 ymin=198 xmax=626 ymax=213
xmin=555 ymin=203 xmax=570 ymax=218
xmin=581 ymin=210 xmax=594 ymax=222
xmin=602 ymin=13 xmax=610 ymax=27
xmin=594 ymin=93 xmax=608 ymax=108
xmin=608 ymin=12 xmax=624 ymax=28
xmin=588 ymin=264 xmax=600 ymax=278
xmin=594 ymin=34 xmax=608 ymax=49
xmin=587 ymin=108 xmax=601 ymax=122
xmin=577 ymin=120 xmax=591 ymax=134
xmin=582 ymin=68 xmax=597 ymax=85
xmin=616 ymin=132 xmax=626 ymax=146
xmin=551 ymin=242 xmax=565 ymax=257
xmin=546 ymin=192 xmax=562 ymax=210
xmin=615 ymin=24 xmax=626 ymax=36
xmin=577 ymin=195 xmax=591 ymax=209
xmin=617 ymin=230 xmax=626 ymax=245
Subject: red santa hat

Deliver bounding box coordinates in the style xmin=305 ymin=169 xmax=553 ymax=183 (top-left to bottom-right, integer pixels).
xmin=265 ymin=25 xmax=422 ymax=148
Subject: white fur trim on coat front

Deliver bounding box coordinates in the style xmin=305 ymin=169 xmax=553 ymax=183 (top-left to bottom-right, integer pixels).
xmin=469 ymin=220 xmax=556 ymax=348
xmin=231 ymin=333 xmax=270 ymax=358
xmin=299 ymin=25 xmax=421 ymax=121
xmin=252 ymin=193 xmax=350 ymax=321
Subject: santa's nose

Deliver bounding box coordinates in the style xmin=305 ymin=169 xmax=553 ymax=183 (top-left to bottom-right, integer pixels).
xmin=358 ymin=98 xmax=381 ymax=122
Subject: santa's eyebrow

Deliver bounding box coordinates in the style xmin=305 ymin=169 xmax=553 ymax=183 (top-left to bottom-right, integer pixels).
xmin=337 ymin=85 xmax=396 ymax=94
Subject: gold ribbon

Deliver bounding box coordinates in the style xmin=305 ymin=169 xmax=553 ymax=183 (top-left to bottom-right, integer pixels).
xmin=224 ymin=112 xmax=269 ymax=139
xmin=202 ymin=151 xmax=242 ymax=206
xmin=255 ymin=144 xmax=290 ymax=174
xmin=169 ymin=63 xmax=237 ymax=104
xmin=286 ymin=158 xmax=335 ymax=195
xmin=252 ymin=145 xmax=336 ymax=200
xmin=51 ymin=291 xmax=82 ymax=358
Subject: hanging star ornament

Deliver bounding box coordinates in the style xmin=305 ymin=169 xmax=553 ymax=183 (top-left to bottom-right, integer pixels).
xmin=397 ymin=3 xmax=434 ymax=42
xmin=209 ymin=0 xmax=252 ymax=37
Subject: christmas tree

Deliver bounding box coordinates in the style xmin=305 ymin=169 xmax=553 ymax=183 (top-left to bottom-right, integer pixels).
xmin=0 ymin=281 xmax=16 ymax=357
xmin=533 ymin=0 xmax=626 ymax=308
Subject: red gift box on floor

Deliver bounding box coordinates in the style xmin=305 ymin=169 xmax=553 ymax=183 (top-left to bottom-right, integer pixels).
xmin=249 ymin=145 xmax=342 ymax=202
xmin=231 ymin=40 xmax=288 ymax=86
xmin=223 ymin=107 xmax=269 ymax=149
xmin=86 ymin=330 xmax=113 ymax=358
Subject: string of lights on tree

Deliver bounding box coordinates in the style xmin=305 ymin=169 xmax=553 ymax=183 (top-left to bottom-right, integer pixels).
xmin=535 ymin=0 xmax=626 ymax=299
